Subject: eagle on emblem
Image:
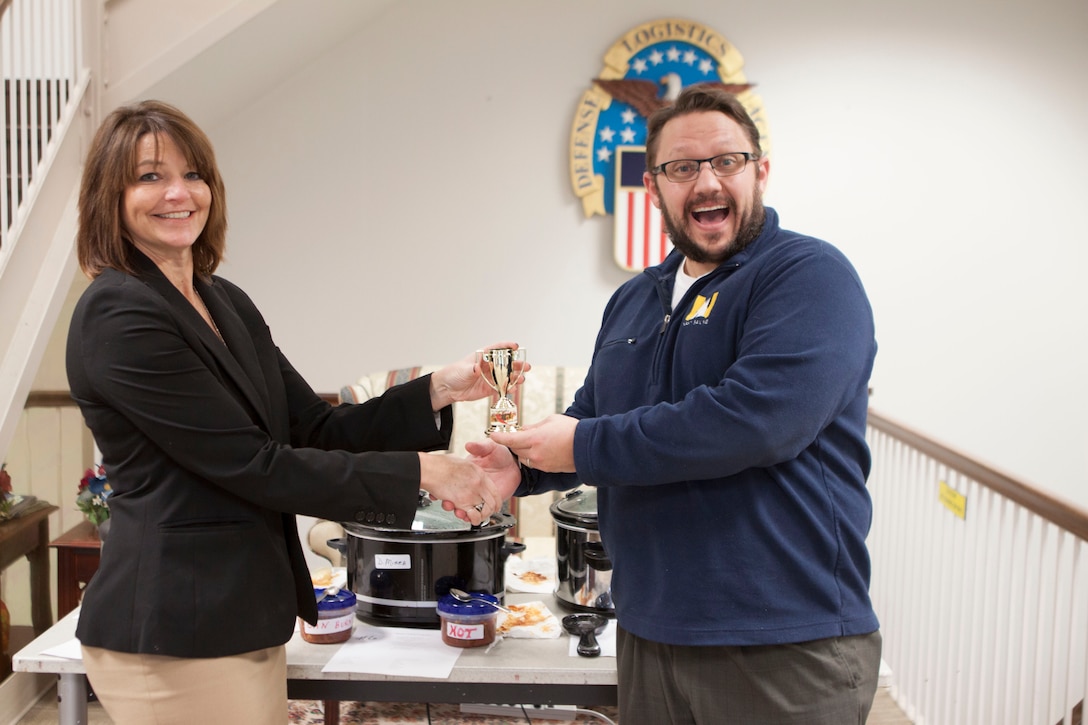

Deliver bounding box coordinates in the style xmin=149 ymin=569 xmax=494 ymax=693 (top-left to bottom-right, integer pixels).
xmin=592 ymin=72 xmax=755 ymax=118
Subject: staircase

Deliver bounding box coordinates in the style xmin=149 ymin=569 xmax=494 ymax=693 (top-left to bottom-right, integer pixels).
xmin=0 ymin=0 xmax=89 ymax=474
xmin=0 ymin=0 xmax=393 ymax=481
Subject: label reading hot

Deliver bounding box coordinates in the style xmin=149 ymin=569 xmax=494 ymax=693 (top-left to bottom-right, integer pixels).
xmin=374 ymin=553 xmax=411 ymax=570
xmin=446 ymin=621 xmax=484 ymax=641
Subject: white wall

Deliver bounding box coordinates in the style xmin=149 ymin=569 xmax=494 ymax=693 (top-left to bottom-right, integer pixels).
xmin=172 ymin=0 xmax=1086 ymax=506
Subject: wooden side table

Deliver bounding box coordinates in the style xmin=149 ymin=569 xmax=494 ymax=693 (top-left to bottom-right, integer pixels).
xmin=0 ymin=502 xmax=59 ymax=635
xmin=49 ymin=521 xmax=103 ymax=619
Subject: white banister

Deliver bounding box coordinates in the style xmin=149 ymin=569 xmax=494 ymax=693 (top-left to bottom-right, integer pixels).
xmin=0 ymin=0 xmax=80 ymax=267
xmin=868 ymin=410 xmax=1088 ymax=725
xmin=0 ymin=0 xmax=90 ymax=510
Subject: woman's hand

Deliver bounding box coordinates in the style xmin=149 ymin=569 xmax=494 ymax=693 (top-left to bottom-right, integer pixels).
xmin=429 ymin=342 xmax=529 ymax=411
xmin=418 ymin=452 xmax=503 ymax=526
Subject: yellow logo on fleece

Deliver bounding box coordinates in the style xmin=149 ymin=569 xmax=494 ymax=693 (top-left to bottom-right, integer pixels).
xmin=684 ymin=292 xmax=719 ymax=321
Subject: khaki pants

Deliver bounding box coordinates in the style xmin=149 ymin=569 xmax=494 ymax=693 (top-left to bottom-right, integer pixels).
xmin=82 ymin=644 xmax=288 ymax=725
xmin=617 ymin=628 xmax=882 ymax=725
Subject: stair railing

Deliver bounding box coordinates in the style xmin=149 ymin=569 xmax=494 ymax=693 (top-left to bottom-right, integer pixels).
xmin=867 ymin=409 xmax=1087 ymax=725
xmin=0 ymin=0 xmax=81 ymax=265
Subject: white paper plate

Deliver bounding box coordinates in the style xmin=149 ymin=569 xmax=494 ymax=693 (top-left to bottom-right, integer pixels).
xmin=505 ymin=556 xmax=556 ymax=593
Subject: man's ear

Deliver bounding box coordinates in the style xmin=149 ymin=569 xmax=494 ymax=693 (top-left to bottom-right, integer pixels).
xmin=643 ymin=171 xmax=662 ymax=209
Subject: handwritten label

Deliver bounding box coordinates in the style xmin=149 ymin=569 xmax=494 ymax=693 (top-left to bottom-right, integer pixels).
xmin=444 ymin=621 xmax=485 ymax=641
xmin=374 ymin=553 xmax=411 ymax=570
xmin=302 ymin=613 xmax=354 ymax=635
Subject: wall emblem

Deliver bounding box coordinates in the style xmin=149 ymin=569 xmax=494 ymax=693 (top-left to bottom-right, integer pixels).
xmin=569 ymin=19 xmax=770 ymax=272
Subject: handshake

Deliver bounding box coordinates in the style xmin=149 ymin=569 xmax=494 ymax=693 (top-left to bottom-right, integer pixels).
xmin=419 ymin=344 xmax=576 ymax=526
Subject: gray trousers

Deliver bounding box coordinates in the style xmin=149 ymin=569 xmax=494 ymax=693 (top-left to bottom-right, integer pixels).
xmin=616 ymin=627 xmax=882 ymax=725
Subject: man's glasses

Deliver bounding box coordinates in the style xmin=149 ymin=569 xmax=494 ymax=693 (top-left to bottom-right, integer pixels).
xmin=651 ymin=152 xmax=758 ymax=183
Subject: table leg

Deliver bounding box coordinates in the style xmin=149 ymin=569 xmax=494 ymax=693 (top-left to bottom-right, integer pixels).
xmin=29 ymin=519 xmax=53 ymax=634
xmin=57 ymin=673 xmax=89 ymax=725
xmin=55 ymin=549 xmax=79 ymax=619
xmin=323 ymin=699 xmax=340 ymax=725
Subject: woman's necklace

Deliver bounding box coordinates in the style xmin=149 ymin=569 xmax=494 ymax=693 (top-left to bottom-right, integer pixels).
xmin=193 ymin=290 xmax=224 ymax=342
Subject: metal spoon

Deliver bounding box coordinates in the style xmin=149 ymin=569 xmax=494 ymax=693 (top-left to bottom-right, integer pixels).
xmin=448 ymin=587 xmax=513 ymax=613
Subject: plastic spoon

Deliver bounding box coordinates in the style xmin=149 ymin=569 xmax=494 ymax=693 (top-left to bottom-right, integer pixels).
xmin=315 ymin=585 xmax=340 ymax=603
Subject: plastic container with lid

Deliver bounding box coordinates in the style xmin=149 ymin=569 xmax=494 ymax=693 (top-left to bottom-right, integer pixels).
xmin=299 ymin=588 xmax=357 ymax=644
xmin=436 ymin=592 xmax=499 ymax=648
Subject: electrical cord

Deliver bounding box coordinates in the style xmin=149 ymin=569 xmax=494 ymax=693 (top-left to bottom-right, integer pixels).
xmin=569 ymin=708 xmax=618 ymax=724
xmin=431 ymin=701 xmax=619 ymax=723
xmin=521 ymin=704 xmax=619 ymax=724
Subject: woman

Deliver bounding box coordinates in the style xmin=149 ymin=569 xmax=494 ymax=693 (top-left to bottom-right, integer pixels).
xmin=66 ymin=99 xmax=509 ymax=723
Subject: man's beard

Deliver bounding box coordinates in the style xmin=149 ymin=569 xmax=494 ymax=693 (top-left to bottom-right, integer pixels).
xmin=659 ymin=182 xmax=766 ymax=266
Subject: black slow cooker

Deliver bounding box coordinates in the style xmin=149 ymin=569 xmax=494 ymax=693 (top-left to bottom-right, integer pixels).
xmin=550 ymin=487 xmax=614 ymax=616
xmin=341 ymin=494 xmax=515 ymax=628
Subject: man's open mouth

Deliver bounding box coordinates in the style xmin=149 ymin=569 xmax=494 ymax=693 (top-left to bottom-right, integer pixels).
xmin=691 ymin=204 xmax=728 ymax=225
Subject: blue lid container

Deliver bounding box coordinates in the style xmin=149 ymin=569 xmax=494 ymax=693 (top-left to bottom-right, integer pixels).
xmin=314 ymin=588 xmax=357 ymax=613
xmin=436 ymin=592 xmax=498 ymax=617
xmin=436 ymin=592 xmax=499 ymax=648
xmin=301 ymin=588 xmax=357 ymax=644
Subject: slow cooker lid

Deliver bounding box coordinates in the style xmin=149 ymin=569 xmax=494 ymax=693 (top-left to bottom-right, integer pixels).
xmin=550 ymin=487 xmax=598 ymax=526
xmin=344 ymin=493 xmax=515 ymax=537
xmin=413 ymin=495 xmax=475 ymax=531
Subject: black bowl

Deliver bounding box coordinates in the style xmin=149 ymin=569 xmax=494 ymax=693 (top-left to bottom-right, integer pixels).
xmin=562 ymin=613 xmax=607 ymax=635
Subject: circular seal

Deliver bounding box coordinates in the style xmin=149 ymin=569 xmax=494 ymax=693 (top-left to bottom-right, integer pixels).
xmin=569 ymin=18 xmax=771 ymax=219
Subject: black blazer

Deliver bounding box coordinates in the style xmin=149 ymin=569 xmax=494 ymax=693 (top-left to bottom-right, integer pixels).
xmin=66 ymin=252 xmax=452 ymax=657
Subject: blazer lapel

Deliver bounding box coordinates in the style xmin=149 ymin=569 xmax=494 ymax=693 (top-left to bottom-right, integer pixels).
xmin=196 ymin=279 xmax=276 ymax=433
xmin=133 ymin=254 xmax=274 ymax=433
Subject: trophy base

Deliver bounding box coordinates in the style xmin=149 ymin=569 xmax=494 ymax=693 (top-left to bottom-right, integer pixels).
xmin=485 ymin=404 xmax=518 ymax=436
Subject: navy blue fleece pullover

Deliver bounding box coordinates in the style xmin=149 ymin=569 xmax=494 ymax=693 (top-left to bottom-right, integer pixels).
xmin=520 ymin=207 xmax=879 ymax=646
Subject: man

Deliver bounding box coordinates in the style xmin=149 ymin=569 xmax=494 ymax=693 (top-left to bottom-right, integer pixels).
xmin=468 ymin=85 xmax=880 ymax=724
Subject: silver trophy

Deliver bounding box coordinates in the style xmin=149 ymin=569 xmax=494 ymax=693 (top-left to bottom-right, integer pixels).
xmin=476 ymin=348 xmax=527 ymax=435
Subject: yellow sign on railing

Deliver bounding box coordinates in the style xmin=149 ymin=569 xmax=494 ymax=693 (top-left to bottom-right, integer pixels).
xmin=938 ymin=480 xmax=967 ymax=520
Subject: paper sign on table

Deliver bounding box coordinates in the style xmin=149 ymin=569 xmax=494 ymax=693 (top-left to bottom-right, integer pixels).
xmin=41 ymin=638 xmax=83 ymax=660
xmin=322 ymin=622 xmax=461 ymax=679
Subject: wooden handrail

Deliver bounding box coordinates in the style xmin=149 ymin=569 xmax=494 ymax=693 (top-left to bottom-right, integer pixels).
xmin=25 ymin=390 xmax=77 ymax=408
xmin=868 ymin=408 xmax=1088 ymax=542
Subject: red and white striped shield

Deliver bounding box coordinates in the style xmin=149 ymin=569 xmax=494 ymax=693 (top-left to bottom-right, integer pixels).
xmin=613 ymin=146 xmax=673 ymax=272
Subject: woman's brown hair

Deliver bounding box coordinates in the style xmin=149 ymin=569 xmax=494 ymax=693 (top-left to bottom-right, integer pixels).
xmin=77 ymin=100 xmax=227 ymax=279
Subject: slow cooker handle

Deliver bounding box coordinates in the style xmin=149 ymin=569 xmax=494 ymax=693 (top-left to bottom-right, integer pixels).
xmin=583 ymin=541 xmax=613 ymax=571
xmin=501 ymin=540 xmax=527 ymax=563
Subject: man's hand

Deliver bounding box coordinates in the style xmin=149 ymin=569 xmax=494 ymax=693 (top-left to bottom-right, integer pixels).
xmin=488 ymin=414 xmax=578 ymax=473
xmin=464 ymin=438 xmax=523 ymax=499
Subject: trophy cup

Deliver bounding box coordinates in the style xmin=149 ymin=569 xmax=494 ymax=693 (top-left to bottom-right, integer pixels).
xmin=476 ymin=348 xmax=527 ymax=435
